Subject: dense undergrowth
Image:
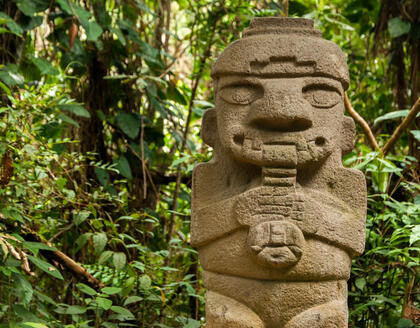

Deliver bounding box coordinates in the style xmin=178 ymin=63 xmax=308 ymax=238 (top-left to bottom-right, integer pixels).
xmin=0 ymin=0 xmax=419 ymax=327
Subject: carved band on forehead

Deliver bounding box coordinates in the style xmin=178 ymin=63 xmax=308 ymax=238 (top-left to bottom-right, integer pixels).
xmin=211 ymin=18 xmax=349 ymax=89
xmin=244 ymin=17 xmax=322 ymax=37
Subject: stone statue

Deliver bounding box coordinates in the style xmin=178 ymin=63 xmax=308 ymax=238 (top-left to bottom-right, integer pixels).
xmin=191 ymin=17 xmax=366 ymax=328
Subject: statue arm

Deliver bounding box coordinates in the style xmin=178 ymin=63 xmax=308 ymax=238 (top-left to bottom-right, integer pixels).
xmin=296 ymin=169 xmax=367 ymax=257
xmin=295 ymin=204 xmax=366 ymax=257
xmin=190 ymin=196 xmax=240 ymax=247
xmin=190 ymin=162 xmax=242 ymax=248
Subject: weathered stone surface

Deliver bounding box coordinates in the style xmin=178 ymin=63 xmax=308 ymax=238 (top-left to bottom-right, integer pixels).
xmin=191 ymin=17 xmax=366 ymax=328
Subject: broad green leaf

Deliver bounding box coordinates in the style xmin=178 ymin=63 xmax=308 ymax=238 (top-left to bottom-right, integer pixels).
xmin=193 ymin=100 xmax=214 ymax=108
xmin=139 ymin=274 xmax=151 ymax=290
xmin=115 ymin=156 xmax=132 ymax=179
xmin=75 ymin=232 xmax=92 ymax=251
xmin=73 ymin=5 xmax=91 ymax=27
xmin=123 ymin=296 xmax=143 ymax=306
xmin=110 ymin=26 xmax=126 ymax=46
xmin=76 ymin=283 xmax=97 ymax=296
xmin=0 ymin=13 xmax=23 ymax=35
xmin=85 ymin=20 xmax=103 ymax=41
xmin=55 ymin=0 xmax=72 ymax=14
xmin=410 ymin=225 xmax=420 ymax=246
xmin=22 ymin=323 xmax=49 ymax=328
xmin=73 ymin=211 xmax=90 ymax=226
xmin=5 ymin=21 xmax=23 ymax=35
xmin=93 ymin=232 xmax=107 ymax=253
xmin=34 ymin=291 xmax=56 ymax=305
xmin=65 ymin=305 xmax=87 ymax=315
xmin=132 ymin=261 xmax=145 ymax=272
xmin=373 ymin=109 xmax=413 ymax=125
xmin=27 ymin=255 xmax=63 ymax=280
xmin=16 ymin=0 xmax=49 ymax=16
xmin=192 ymin=107 xmax=206 ymax=117
xmin=355 ymin=277 xmax=366 ymax=290
xmin=323 ymin=13 xmax=354 ymax=31
xmin=96 ymin=296 xmax=112 ymax=310
xmin=397 ymin=318 xmax=415 ymax=328
xmin=167 ymin=84 xmax=187 ymax=105
xmin=388 ymin=17 xmax=411 ymax=38
xmin=0 ymin=26 xmax=11 ymax=35
xmin=0 ymin=80 xmax=11 ymax=96
xmin=29 ymin=55 xmax=59 ymax=75
xmin=57 ymin=113 xmax=80 ymax=127
xmin=0 ymin=65 xmax=24 ymax=85
xmin=171 ymin=155 xmax=190 ymax=167
xmin=410 ymin=130 xmax=420 ymax=142
xmin=94 ymin=167 xmax=109 ymax=187
xmin=13 ymin=273 xmax=33 ymax=306
xmin=113 ymin=252 xmax=126 ymax=271
xmin=103 ymin=74 xmax=133 ymax=80
xmin=98 ymin=250 xmax=113 ymax=264
xmin=134 ymin=0 xmax=156 ymax=16
xmin=110 ymin=306 xmax=135 ymax=319
xmin=23 ymin=241 xmax=57 ymax=255
xmin=116 ymin=112 xmax=140 ymax=139
xmin=58 ymin=103 xmax=90 ymax=118
xmin=101 ymin=287 xmax=122 ymax=295
xmin=183 ymin=320 xmax=201 ymax=328
xmin=160 ymin=266 xmax=179 ymax=272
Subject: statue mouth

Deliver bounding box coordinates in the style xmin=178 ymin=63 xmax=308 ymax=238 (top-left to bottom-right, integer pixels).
xmin=230 ymin=129 xmax=330 ymax=167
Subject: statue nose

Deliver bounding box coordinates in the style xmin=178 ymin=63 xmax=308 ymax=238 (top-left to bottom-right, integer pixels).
xmin=249 ymin=94 xmax=313 ymax=132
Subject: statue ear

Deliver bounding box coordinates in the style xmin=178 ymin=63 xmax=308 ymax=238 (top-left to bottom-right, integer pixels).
xmin=341 ymin=116 xmax=356 ymax=155
xmin=201 ymin=108 xmax=218 ymax=147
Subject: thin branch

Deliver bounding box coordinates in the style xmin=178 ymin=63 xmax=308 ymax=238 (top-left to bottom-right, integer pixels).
xmin=48 ymin=223 xmax=74 ymax=243
xmin=344 ymin=92 xmax=380 ymax=151
xmin=382 ymin=96 xmax=420 ymax=155
xmin=45 ymin=248 xmax=104 ymax=290
xmin=158 ymin=44 xmax=188 ymax=79
xmin=140 ymin=116 xmax=147 ymax=199
xmin=24 ymin=229 xmax=104 ymax=290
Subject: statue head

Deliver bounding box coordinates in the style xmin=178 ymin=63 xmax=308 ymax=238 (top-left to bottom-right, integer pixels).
xmin=202 ymin=18 xmax=355 ymax=170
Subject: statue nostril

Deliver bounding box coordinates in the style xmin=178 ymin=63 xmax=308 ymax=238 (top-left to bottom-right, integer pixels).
xmin=294 ymin=117 xmax=313 ymax=131
xmin=315 ymin=137 xmax=326 ymax=146
xmin=233 ymin=134 xmax=245 ymax=145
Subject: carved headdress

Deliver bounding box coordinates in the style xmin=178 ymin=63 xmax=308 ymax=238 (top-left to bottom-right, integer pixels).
xmin=212 ymin=18 xmax=349 ymax=89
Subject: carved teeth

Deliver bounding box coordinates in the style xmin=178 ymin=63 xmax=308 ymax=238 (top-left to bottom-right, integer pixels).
xmin=263 ymin=177 xmax=295 ymax=186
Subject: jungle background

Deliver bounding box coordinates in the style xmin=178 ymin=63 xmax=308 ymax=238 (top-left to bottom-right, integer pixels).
xmin=0 ymin=0 xmax=419 ymax=327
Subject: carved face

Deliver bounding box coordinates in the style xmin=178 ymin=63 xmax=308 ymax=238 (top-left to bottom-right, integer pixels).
xmin=214 ymin=75 xmax=346 ymax=168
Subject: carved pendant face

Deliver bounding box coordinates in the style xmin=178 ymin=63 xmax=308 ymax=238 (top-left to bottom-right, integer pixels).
xmin=248 ymin=220 xmax=305 ymax=269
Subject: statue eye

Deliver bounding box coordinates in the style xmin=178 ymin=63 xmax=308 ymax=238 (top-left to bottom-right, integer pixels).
xmin=219 ymin=84 xmax=262 ymax=105
xmin=303 ymin=85 xmax=342 ymax=108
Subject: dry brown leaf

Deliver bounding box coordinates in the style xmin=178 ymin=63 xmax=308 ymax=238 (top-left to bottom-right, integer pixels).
xmin=0 ymin=152 xmax=13 ymax=186
xmin=69 ymin=20 xmax=78 ymax=51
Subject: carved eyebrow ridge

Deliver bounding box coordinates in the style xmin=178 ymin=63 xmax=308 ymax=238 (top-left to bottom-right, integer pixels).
xmin=215 ymin=72 xmax=345 ymax=90
xmin=218 ymin=78 xmax=262 ymax=91
xmin=302 ymin=83 xmax=342 ymax=94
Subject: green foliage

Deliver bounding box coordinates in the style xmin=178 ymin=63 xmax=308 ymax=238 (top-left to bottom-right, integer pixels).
xmin=0 ymin=0 xmax=419 ymax=327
